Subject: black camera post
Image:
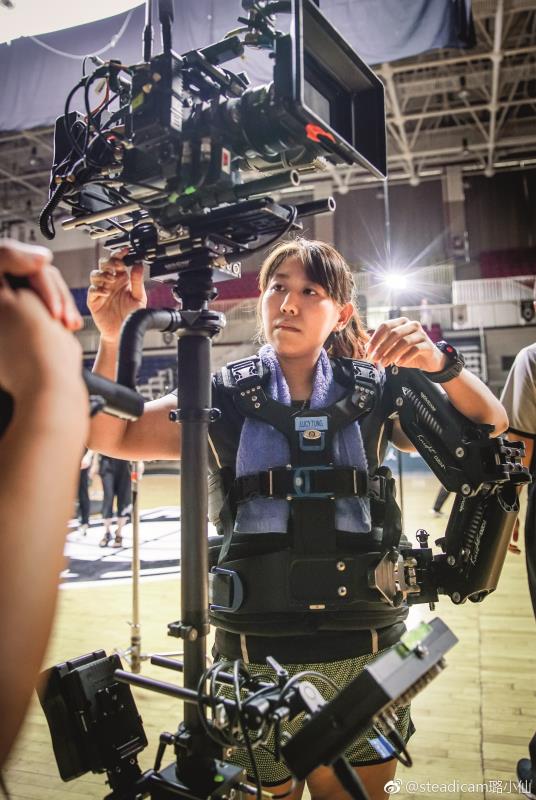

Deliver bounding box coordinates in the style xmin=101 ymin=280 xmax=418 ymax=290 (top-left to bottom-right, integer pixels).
xmin=34 ymin=1 xmax=529 ymax=798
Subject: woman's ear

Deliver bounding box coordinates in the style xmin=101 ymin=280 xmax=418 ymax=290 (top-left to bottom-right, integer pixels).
xmin=335 ymin=302 xmax=355 ymax=331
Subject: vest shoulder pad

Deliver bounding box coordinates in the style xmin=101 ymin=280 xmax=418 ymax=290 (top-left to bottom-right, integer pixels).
xmin=221 ymin=355 xmax=270 ymax=392
xmin=331 ymin=357 xmax=382 ymax=393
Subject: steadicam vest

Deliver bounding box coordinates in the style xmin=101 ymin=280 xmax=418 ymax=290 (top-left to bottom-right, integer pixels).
xmin=207 ymin=355 xmax=409 ymax=636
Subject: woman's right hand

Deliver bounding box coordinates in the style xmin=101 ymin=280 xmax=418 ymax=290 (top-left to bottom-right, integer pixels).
xmin=88 ymin=249 xmax=147 ymax=344
xmin=0 ymin=282 xmax=86 ymax=409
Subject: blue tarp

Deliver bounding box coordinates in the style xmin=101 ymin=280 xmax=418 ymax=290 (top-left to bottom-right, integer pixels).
xmin=0 ymin=0 xmax=474 ymax=132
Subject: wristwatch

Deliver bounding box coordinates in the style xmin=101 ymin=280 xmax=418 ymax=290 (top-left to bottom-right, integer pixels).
xmin=425 ymin=340 xmax=466 ymax=383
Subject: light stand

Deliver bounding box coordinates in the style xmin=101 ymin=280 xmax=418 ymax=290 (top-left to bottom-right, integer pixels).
xmin=382 ymin=182 xmax=405 ymax=523
xmin=114 ymin=461 xmax=142 ymax=673
xmin=131 ymin=460 xmax=142 ymax=673
xmin=114 ymin=461 xmax=182 ymax=674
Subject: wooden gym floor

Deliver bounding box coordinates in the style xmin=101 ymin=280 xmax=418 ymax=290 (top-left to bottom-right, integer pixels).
xmin=3 ymin=473 xmax=536 ymax=800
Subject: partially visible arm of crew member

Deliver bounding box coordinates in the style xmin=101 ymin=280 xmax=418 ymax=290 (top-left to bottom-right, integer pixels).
xmin=87 ymin=250 xmax=180 ymax=461
xmin=366 ymin=318 xmax=509 ymax=452
xmin=0 ymin=238 xmax=82 ymax=331
xmin=0 ymin=279 xmax=87 ymax=767
xmin=500 ymin=344 xmax=536 ymax=472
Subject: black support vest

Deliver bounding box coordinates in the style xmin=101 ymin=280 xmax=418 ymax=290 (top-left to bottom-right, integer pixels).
xmin=207 ymin=355 xmax=409 ymax=638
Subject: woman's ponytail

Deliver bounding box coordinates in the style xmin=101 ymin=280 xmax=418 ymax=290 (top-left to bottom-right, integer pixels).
xmin=327 ymin=309 xmax=369 ymax=360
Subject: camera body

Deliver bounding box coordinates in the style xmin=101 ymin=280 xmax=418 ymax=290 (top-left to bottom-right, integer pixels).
xmin=41 ymin=0 xmax=386 ymax=279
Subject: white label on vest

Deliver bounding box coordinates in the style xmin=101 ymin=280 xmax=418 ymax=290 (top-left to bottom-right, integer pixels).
xmin=294 ymin=416 xmax=328 ymax=431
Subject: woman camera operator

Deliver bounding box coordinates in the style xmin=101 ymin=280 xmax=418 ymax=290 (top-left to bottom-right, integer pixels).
xmin=87 ymin=239 xmax=507 ymax=800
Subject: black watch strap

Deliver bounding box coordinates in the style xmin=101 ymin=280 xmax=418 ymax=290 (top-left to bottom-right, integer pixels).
xmin=425 ymin=341 xmax=465 ymax=384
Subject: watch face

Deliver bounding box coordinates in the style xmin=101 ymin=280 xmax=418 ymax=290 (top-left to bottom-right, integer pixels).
xmin=438 ymin=341 xmax=464 ymax=365
xmin=428 ymin=341 xmax=464 ymax=381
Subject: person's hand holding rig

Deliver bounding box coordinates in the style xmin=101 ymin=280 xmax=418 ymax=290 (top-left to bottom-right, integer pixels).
xmin=88 ymin=248 xmax=147 ymax=345
xmin=365 ymin=316 xmax=446 ymax=372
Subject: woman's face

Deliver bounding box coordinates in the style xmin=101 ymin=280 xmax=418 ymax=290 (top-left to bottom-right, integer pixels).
xmin=261 ymin=256 xmax=350 ymax=359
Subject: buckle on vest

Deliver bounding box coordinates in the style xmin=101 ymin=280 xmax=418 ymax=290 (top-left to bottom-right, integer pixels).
xmin=224 ymin=357 xmax=263 ymax=390
xmin=291 ymin=466 xmax=336 ymax=498
xmin=369 ymin=473 xmax=387 ymax=502
xmin=209 ymin=567 xmax=244 ymax=612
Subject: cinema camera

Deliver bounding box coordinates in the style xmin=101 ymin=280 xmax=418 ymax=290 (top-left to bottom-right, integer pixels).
xmin=39 ymin=0 xmax=386 ymax=280
xmin=35 ymin=2 xmax=530 ymax=798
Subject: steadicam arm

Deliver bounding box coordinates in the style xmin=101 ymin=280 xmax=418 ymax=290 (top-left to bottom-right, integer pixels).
xmin=384 ymin=366 xmax=530 ymax=606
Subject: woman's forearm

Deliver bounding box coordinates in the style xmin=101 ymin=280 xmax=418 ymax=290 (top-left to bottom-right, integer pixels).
xmin=89 ymin=338 xmax=179 ymax=461
xmin=441 ymin=368 xmax=509 ymax=434
xmin=88 ymin=338 xmax=129 ymax=455
xmin=0 ymin=388 xmax=86 ymax=766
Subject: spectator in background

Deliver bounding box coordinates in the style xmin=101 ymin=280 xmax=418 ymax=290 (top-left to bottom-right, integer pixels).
xmin=431 ymin=483 xmax=451 ymax=517
xmin=500 ymin=340 xmax=536 ymax=797
xmin=77 ymin=449 xmax=96 ymax=535
xmin=419 ymin=297 xmax=432 ymax=331
xmin=99 ymin=455 xmax=132 ymax=547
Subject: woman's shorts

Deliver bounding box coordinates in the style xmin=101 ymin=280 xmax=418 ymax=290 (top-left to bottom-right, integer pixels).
xmin=217 ymin=648 xmax=415 ymax=787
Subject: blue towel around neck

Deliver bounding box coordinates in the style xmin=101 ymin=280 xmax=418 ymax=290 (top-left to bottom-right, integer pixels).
xmin=234 ymin=344 xmax=371 ymax=534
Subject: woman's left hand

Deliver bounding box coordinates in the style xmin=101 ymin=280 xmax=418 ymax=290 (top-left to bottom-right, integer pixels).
xmin=365 ymin=317 xmax=447 ymax=373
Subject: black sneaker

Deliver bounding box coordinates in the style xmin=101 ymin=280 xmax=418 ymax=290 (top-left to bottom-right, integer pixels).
xmin=517 ymin=759 xmax=536 ymax=799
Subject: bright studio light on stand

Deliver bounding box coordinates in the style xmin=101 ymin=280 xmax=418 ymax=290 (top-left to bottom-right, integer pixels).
xmin=383 ymin=271 xmax=408 ymax=291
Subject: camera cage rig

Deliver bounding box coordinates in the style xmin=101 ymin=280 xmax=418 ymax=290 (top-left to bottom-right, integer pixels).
xmin=39 ymin=0 xmax=386 ymax=283
xmin=34 ymin=1 xmax=530 ymax=798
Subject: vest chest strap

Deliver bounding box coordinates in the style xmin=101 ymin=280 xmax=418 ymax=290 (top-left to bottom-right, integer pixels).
xmin=234 ymin=465 xmax=373 ymax=502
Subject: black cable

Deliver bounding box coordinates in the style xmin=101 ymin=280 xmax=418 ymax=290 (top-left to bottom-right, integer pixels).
xmin=243 ymin=205 xmax=299 ymax=258
xmin=0 ymin=773 xmax=11 ymax=800
xmin=64 ymin=69 xmax=125 ymax=171
xmin=279 ymin=667 xmax=339 ymax=700
xmin=105 ymin=219 xmax=131 ymax=236
xmin=120 ymin=180 xmax=171 ymax=197
xmin=232 ymin=659 xmax=263 ymax=800
xmin=80 ymin=189 xmax=123 ymax=208
xmin=196 ymin=665 xmax=233 ymax=748
xmin=51 ymin=152 xmax=77 ymax=183
xmin=63 ymin=80 xmax=89 ymax=159
xmin=385 ymin=727 xmax=413 ymax=768
xmin=84 ymin=76 xmax=117 ymax=160
xmin=39 ymin=182 xmax=69 ymax=240
xmin=332 ymin=757 xmax=369 ymax=800
xmin=105 ymin=102 xmax=130 ymax=127
xmin=195 ymin=659 xmax=250 ymax=749
xmin=372 ymin=723 xmax=412 ymax=768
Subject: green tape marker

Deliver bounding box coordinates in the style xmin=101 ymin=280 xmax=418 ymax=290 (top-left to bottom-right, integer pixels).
xmin=396 ymin=621 xmax=432 ymax=656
